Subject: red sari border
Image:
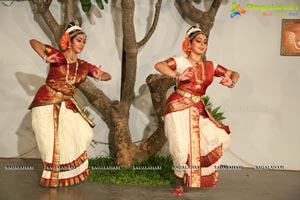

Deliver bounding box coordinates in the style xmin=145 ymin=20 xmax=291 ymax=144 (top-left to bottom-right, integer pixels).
xmin=44 ymin=151 xmax=87 ymax=172
xmin=200 ymin=145 xmax=222 ymax=168
xmin=48 ymin=103 xmax=61 ymax=187
xmin=200 ymin=170 xmax=218 ymax=188
xmin=40 ymin=168 xmax=89 ymax=187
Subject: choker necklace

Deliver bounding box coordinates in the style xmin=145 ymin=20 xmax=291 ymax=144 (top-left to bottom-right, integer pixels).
xmin=66 ymin=61 xmax=78 ymax=85
xmin=64 ymin=51 xmax=77 ymax=62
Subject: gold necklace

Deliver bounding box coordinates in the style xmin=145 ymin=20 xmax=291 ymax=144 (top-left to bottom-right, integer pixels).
xmin=65 ymin=61 xmax=78 ymax=85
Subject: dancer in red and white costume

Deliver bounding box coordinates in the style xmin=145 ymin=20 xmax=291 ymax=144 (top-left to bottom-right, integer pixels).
xmin=29 ymin=21 xmax=111 ymax=187
xmin=154 ymin=26 xmax=240 ymax=195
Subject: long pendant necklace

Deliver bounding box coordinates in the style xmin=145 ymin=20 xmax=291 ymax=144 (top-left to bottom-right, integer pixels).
xmin=194 ymin=62 xmax=205 ymax=90
xmin=65 ymin=61 xmax=78 ymax=85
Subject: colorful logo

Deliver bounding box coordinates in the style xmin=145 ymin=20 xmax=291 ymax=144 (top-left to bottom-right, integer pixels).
xmin=230 ymin=2 xmax=246 ymax=18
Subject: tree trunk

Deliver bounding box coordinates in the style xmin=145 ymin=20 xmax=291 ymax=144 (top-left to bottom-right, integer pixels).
xmin=175 ymin=0 xmax=223 ymax=35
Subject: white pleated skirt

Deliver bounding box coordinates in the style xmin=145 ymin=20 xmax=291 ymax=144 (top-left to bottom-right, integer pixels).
xmin=31 ymin=102 xmax=93 ymax=187
xmin=165 ymin=106 xmax=231 ymax=187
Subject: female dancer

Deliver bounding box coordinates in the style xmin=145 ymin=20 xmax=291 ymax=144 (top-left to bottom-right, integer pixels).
xmin=29 ymin=21 xmax=111 ymax=187
xmin=154 ymin=26 xmax=240 ymax=195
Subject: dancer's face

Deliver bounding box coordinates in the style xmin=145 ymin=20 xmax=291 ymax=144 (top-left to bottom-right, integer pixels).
xmin=70 ymin=33 xmax=86 ymax=54
xmin=190 ymin=33 xmax=207 ymax=55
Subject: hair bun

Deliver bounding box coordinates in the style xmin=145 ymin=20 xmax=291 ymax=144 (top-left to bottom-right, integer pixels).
xmin=186 ymin=25 xmax=202 ymax=36
xmin=65 ymin=20 xmax=82 ymax=33
xmin=67 ymin=20 xmax=81 ymax=29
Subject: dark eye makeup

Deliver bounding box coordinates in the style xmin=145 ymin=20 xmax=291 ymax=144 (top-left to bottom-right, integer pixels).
xmin=195 ymin=38 xmax=207 ymax=44
xmin=75 ymin=36 xmax=86 ymax=43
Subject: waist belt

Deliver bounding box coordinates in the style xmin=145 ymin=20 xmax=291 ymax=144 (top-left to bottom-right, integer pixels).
xmin=177 ymin=89 xmax=202 ymax=103
xmin=46 ymin=84 xmax=95 ymax=127
xmin=46 ymin=84 xmax=71 ymax=99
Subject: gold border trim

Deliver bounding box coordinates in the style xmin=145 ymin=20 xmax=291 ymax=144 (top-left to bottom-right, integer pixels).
xmin=44 ymin=151 xmax=87 ymax=172
xmin=40 ymin=168 xmax=89 ymax=187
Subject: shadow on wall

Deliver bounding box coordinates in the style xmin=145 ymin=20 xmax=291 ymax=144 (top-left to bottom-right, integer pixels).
xmin=133 ymin=84 xmax=158 ymax=139
xmin=132 ymin=83 xmax=170 ymax=156
xmin=219 ymin=69 xmax=284 ymax=166
xmin=15 ymin=72 xmax=45 ymax=158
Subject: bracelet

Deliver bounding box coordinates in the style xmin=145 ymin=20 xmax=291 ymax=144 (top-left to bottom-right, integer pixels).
xmin=43 ymin=55 xmax=47 ymax=63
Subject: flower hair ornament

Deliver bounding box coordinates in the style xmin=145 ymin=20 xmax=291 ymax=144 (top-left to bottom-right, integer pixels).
xmin=182 ymin=36 xmax=190 ymax=55
xmin=186 ymin=25 xmax=202 ymax=37
xmin=182 ymin=25 xmax=202 ymax=55
xmin=60 ymin=20 xmax=84 ymax=51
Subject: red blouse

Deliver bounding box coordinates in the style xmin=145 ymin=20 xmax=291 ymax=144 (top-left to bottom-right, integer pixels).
xmin=29 ymin=45 xmax=98 ymax=109
xmin=164 ymin=57 xmax=230 ymax=133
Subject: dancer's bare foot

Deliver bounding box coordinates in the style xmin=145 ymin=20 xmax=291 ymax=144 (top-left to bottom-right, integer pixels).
xmin=172 ymin=185 xmax=183 ymax=196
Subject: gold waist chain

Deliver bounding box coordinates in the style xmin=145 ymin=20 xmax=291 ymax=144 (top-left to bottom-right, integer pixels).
xmin=176 ymin=89 xmax=202 ymax=103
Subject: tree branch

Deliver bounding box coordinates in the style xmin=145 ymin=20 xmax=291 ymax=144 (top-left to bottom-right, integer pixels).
xmin=137 ymin=0 xmax=162 ymax=48
xmin=175 ymin=0 xmax=205 ymax=22
xmin=34 ymin=0 xmax=52 ymax=13
xmin=63 ymin=0 xmax=76 ymax=29
xmin=175 ymin=0 xmax=223 ymax=35
xmin=120 ymin=0 xmax=138 ymax=104
xmin=204 ymin=0 xmax=223 ymax=34
xmin=35 ymin=0 xmax=61 ymax=42
xmin=136 ymin=125 xmax=166 ymax=161
xmin=209 ymin=0 xmax=223 ymax=16
xmin=146 ymin=74 xmax=175 ymax=119
xmin=78 ymin=79 xmax=113 ymax=127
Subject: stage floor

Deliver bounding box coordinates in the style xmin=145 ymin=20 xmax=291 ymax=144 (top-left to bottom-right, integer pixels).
xmin=0 ymin=158 xmax=299 ymax=200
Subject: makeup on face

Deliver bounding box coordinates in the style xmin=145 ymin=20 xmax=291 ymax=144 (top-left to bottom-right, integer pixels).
xmin=191 ymin=34 xmax=207 ymax=54
xmin=193 ymin=34 xmax=207 ymax=45
xmin=71 ymin=34 xmax=86 ymax=53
